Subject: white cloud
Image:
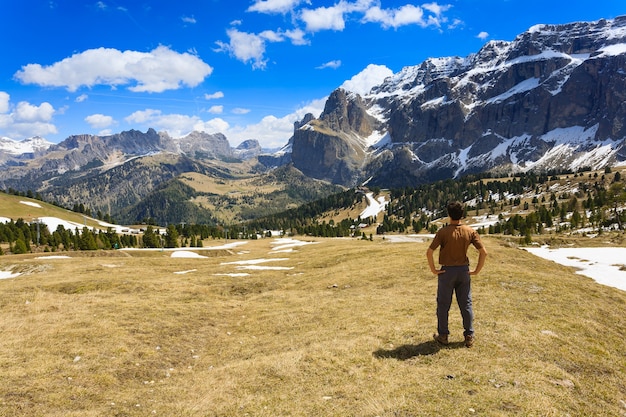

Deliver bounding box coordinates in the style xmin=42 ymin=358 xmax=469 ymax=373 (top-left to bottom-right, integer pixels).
xmin=477 ymin=31 xmax=489 ymax=40
xmin=124 ymin=109 xmax=162 ymax=124
xmin=0 ymin=92 xmax=9 ymax=113
xmin=301 ymin=5 xmax=346 ymax=31
xmin=259 ymin=29 xmax=284 ymax=43
xmin=208 ymin=105 xmax=223 ymax=114
xmin=97 ymin=129 xmax=114 ymax=136
xmin=448 ymin=18 xmax=462 ymax=29
xmin=122 ymin=97 xmax=326 ymax=149
xmin=362 ymin=2 xmax=451 ymax=29
xmin=215 ymin=26 xmax=305 ymax=69
xmin=205 ymin=91 xmax=224 ymax=100
xmin=317 ymin=60 xmax=342 ymax=69
xmin=247 ymin=0 xmax=304 ymax=14
xmin=215 ymin=29 xmax=270 ymax=69
xmin=194 ymin=118 xmax=231 ymax=135
xmin=422 ymin=2 xmax=451 ymax=18
xmin=302 ymin=0 xmax=438 ymax=33
xmin=221 ymin=1 xmax=450 ymax=67
xmin=85 ymin=113 xmax=115 ymax=129
xmin=363 ymin=5 xmax=423 ymax=28
xmin=340 ymin=64 xmax=393 ymax=96
xmin=15 ymin=101 xmax=55 ymax=122
xmin=75 ymin=94 xmax=88 ymax=102
xmin=14 ymin=45 xmax=213 ymax=93
xmin=181 ymin=15 xmax=196 ymax=24
xmin=0 ymin=94 xmax=58 ymax=139
xmin=225 ymin=97 xmax=326 ymax=148
xmin=124 ymin=108 xmax=230 ymax=138
xmin=284 ymin=28 xmax=309 ymax=45
xmin=77 ymin=91 xmax=330 ymax=149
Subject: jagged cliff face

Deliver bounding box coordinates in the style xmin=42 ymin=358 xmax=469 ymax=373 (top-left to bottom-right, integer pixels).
xmin=290 ymin=16 xmax=626 ymax=187
xmin=291 ymin=89 xmax=380 ymax=183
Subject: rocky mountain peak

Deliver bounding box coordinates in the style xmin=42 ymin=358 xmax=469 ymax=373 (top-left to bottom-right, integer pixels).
xmin=318 ymin=88 xmax=380 ymax=136
xmin=285 ymin=15 xmax=626 ymax=187
xmin=233 ymin=139 xmax=262 ymax=160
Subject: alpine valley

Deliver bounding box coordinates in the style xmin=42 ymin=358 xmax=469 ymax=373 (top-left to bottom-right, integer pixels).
xmin=2 ymin=16 xmax=626 ymax=225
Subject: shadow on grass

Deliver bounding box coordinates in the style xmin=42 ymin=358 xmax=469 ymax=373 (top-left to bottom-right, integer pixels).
xmin=373 ymin=341 xmax=466 ymax=360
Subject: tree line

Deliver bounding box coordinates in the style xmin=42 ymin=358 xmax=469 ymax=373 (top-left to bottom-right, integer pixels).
xmin=0 ymin=220 xmax=240 ymax=254
xmin=246 ymin=168 xmax=626 ymax=240
xmin=2 ymin=167 xmax=624 ymax=253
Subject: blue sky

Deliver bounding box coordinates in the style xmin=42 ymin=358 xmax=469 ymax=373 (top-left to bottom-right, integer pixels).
xmin=1 ymin=1 xmax=624 ymax=149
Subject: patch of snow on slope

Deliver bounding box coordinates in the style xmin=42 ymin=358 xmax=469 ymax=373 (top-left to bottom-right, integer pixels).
xmin=454 ymin=147 xmax=472 ymax=177
xmin=541 ymin=125 xmax=598 ymax=145
xmin=0 ymin=270 xmax=21 ymax=280
xmin=546 ymin=53 xmax=589 ymax=95
xmin=488 ymin=136 xmax=513 ymax=160
xmin=515 ymin=124 xmax=615 ymax=170
xmin=171 ymin=251 xmax=207 ymax=259
xmin=597 ymin=43 xmax=626 ymax=57
xmin=524 ymin=246 xmax=626 ymax=292
xmin=367 ymin=104 xmax=388 ymax=123
xmin=570 ymin=140 xmax=618 ymax=171
xmin=508 ymin=135 xmax=532 ymax=164
xmin=270 ymin=238 xmax=319 ymax=252
xmin=421 ymin=96 xmax=448 ymax=109
xmin=221 ymin=258 xmax=289 ymax=265
xmin=365 ymin=131 xmax=391 ymax=149
xmin=487 ymin=77 xmax=540 ymax=104
xmin=20 ymin=201 xmax=43 ymax=209
xmin=35 ymin=216 xmax=90 ymax=232
xmin=360 ymin=192 xmax=387 ymax=219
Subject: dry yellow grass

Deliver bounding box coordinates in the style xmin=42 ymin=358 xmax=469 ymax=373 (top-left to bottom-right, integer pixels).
xmin=178 ymin=172 xmax=309 ymax=222
xmin=0 ymin=236 xmax=625 ymax=416
xmin=179 ymin=172 xmax=282 ymax=195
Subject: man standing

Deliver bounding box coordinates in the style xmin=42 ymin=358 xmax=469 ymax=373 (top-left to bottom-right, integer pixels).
xmin=426 ymin=201 xmax=487 ymax=348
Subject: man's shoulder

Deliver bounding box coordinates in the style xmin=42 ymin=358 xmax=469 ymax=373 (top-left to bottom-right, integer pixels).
xmin=459 ymin=223 xmax=480 ymax=236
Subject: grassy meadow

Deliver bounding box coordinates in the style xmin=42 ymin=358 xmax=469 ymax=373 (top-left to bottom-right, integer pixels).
xmin=0 ymin=193 xmax=104 ymax=230
xmin=0 ymin=236 xmax=625 ymax=416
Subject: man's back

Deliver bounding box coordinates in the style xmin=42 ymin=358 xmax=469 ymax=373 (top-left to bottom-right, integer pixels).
xmin=430 ymin=224 xmax=483 ymax=266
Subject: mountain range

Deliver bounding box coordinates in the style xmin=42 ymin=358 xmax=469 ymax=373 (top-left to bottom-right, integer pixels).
xmin=2 ymin=16 xmax=626 ymax=224
xmin=284 ymin=15 xmax=626 ymax=187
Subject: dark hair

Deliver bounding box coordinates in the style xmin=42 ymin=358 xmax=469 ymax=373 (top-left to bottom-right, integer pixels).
xmin=447 ymin=201 xmax=464 ymax=220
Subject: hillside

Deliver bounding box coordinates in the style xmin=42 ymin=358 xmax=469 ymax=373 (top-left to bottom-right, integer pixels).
xmin=0 ymin=192 xmax=111 ymax=232
xmin=0 ymin=237 xmax=624 ymax=416
xmin=245 ymin=166 xmax=626 ymax=244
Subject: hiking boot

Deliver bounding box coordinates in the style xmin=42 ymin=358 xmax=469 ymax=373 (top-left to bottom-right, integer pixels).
xmin=464 ymin=334 xmax=474 ymax=348
xmin=433 ymin=333 xmax=449 ymax=345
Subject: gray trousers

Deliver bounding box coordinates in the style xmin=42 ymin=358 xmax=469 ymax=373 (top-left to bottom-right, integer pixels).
xmin=437 ymin=265 xmax=474 ymax=337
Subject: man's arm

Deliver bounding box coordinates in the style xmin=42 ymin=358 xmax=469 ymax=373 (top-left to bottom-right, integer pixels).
xmin=426 ymin=247 xmax=444 ymax=275
xmin=470 ymin=247 xmax=487 ymax=275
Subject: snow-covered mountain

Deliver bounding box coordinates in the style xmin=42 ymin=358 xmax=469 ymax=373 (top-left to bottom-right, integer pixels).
xmin=0 ymin=136 xmax=53 ymax=156
xmin=281 ymin=16 xmax=626 ymax=187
